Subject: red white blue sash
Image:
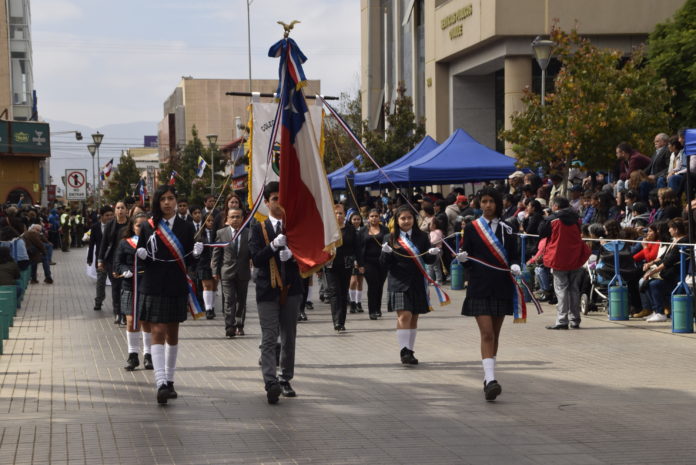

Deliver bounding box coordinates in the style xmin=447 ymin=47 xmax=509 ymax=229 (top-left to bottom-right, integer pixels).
xmin=397 ymin=233 xmax=450 ymax=309
xmin=153 ymin=219 xmax=205 ymax=320
xmin=471 ymin=217 xmax=527 ymax=322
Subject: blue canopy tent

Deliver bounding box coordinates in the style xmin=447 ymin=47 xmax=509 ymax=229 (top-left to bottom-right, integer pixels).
xmin=353 ymin=135 xmax=439 ymax=187
xmin=386 ymin=129 xmax=517 ymax=185
xmin=327 ymin=156 xmax=361 ymax=190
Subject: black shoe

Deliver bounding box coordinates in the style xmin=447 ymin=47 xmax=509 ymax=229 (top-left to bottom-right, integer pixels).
xmin=334 ymin=324 xmax=341 ymax=332
xmin=369 ymin=313 xmax=379 ymax=320
xmin=235 ymin=327 xmax=245 ymax=336
xmin=44 ymin=278 xmax=53 ymax=284
xmin=339 ymin=325 xmax=346 ymax=332
xmin=30 ymin=279 xmax=38 ymax=284
xmin=266 ymin=381 xmax=281 ymax=404
xmin=376 ymin=312 xmax=383 ymax=318
xmin=319 ymin=294 xmax=325 ymax=303
xmin=143 ymin=353 xmax=153 ymax=370
xmin=279 ymin=381 xmax=296 ymax=397
xmin=569 ymin=322 xmax=580 ymax=329
xmin=124 ymin=353 xmax=139 ymax=371
xmin=546 ymin=324 xmax=569 ymax=330
xmin=356 ymin=302 xmax=364 ymax=313
xmin=400 ymin=347 xmax=418 ymax=365
xmin=167 ymin=381 xmax=178 ymax=399
xmin=484 ymin=380 xmax=502 ymax=401
xmin=225 ymin=329 xmax=235 ymax=338
xmin=157 ymin=384 xmax=169 ymax=404
xmin=206 ymin=309 xmax=215 ymax=320
xmin=94 ymin=305 xmax=102 ymax=311
xmin=548 ymin=295 xmax=558 ymax=305
xmin=349 ymin=302 xmax=357 ymax=314
xmin=298 ymin=311 xmax=307 ymax=321
xmin=305 ymin=301 xmax=314 ymax=310
xmin=118 ymin=314 xmax=127 ymax=326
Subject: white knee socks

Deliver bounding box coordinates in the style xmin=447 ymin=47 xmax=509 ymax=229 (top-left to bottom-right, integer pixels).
xmin=397 ymin=329 xmax=410 ymax=350
xmin=203 ymin=290 xmax=215 ymax=310
xmin=355 ymin=290 xmax=362 ymax=303
xmin=482 ymin=358 xmax=496 ymax=383
xmin=349 ymin=289 xmax=356 ymax=303
xmin=142 ymin=331 xmax=151 ymax=355
xmin=151 ymin=344 xmax=166 ymax=388
xmin=126 ymin=331 xmax=141 ymax=354
xmin=165 ymin=343 xmax=178 ymax=383
xmin=408 ymin=329 xmax=417 ymax=351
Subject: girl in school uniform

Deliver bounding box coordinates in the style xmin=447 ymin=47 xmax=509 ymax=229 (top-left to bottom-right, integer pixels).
xmin=114 ymin=212 xmax=152 ymax=371
xmin=136 ymin=185 xmax=202 ymax=404
xmin=194 ymin=214 xmax=218 ymax=320
xmin=380 ymin=205 xmax=441 ymax=365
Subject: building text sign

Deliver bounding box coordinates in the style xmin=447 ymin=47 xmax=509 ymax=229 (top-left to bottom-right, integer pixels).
xmin=441 ymin=4 xmax=473 ymax=40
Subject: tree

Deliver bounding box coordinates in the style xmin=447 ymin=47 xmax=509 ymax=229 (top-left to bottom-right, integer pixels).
xmin=501 ymin=27 xmax=671 ymax=187
xmin=105 ymin=153 xmax=141 ymax=203
xmin=648 ymin=0 xmax=696 ymax=131
xmin=362 ymin=82 xmax=426 ymax=168
xmin=323 ymin=90 xmax=364 ymax=173
xmin=158 ymin=126 xmax=227 ymax=207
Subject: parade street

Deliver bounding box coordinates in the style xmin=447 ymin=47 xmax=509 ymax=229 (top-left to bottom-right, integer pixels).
xmin=1 ymin=249 xmax=696 ymax=465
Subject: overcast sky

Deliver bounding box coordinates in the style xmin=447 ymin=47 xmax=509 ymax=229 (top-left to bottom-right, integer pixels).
xmin=32 ymin=0 xmax=361 ymax=128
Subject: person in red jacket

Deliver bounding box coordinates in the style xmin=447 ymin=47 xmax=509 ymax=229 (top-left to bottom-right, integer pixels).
xmin=538 ymin=197 xmax=591 ymax=329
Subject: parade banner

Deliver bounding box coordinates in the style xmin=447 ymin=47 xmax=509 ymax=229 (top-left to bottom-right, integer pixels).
xmin=248 ymin=99 xmax=323 ymax=221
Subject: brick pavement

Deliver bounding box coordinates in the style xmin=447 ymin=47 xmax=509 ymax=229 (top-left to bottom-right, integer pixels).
xmin=2 ymin=248 xmax=696 ymax=464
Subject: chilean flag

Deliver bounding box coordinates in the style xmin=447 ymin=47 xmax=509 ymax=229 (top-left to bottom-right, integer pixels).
xmin=137 ymin=179 xmax=147 ymax=206
xmin=103 ymin=159 xmax=114 ymax=178
xmin=168 ymin=170 xmax=178 ymax=186
xmin=269 ymin=38 xmax=340 ymax=275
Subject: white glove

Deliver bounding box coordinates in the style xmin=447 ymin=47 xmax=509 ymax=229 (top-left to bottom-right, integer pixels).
xmin=271 ymin=234 xmax=287 ymax=249
xmin=279 ymin=249 xmax=293 ymax=262
xmin=193 ymin=242 xmax=204 ymax=257
xmin=428 ymin=247 xmax=441 ymax=255
xmin=456 ymin=251 xmax=468 ymax=263
xmin=510 ymin=264 xmax=522 ymax=277
xmin=136 ymin=247 xmax=148 ymax=260
xmin=121 ymin=270 xmax=133 ymax=279
xmin=517 ymin=211 xmax=526 ymax=223
xmin=381 ymin=242 xmax=393 ymax=254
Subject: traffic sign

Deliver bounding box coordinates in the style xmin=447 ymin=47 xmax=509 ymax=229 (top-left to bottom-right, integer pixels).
xmin=65 ymin=169 xmax=87 ymax=200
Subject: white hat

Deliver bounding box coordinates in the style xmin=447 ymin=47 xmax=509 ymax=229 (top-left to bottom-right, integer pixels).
xmin=508 ymin=170 xmax=525 ymax=179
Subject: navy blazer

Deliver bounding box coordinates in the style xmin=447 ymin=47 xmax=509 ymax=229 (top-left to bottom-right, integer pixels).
xmin=87 ymin=222 xmax=103 ymax=265
xmin=462 ymin=220 xmax=519 ymax=300
xmin=249 ymin=219 xmax=303 ymax=302
xmin=380 ymin=228 xmax=435 ymax=292
xmin=136 ymin=216 xmax=195 ymax=297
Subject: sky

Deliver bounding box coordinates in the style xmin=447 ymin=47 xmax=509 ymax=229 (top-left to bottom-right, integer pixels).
xmin=31 ymin=0 xmax=362 ymax=186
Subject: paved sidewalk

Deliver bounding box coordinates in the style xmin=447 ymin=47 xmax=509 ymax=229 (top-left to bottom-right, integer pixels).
xmin=2 ymin=248 xmax=696 ymax=464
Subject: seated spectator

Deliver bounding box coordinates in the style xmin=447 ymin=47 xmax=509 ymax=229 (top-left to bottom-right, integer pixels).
xmin=654 ymin=187 xmax=681 ymax=222
xmin=640 ymin=218 xmax=687 ymax=322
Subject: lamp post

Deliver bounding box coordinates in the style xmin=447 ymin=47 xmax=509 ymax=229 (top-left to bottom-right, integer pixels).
xmin=87 ymin=144 xmax=97 ymax=206
xmin=531 ymin=36 xmax=556 ymax=106
xmin=207 ymin=134 xmax=218 ymax=196
xmin=246 ymin=0 xmax=253 ymax=94
xmin=91 ymin=132 xmax=104 ymax=207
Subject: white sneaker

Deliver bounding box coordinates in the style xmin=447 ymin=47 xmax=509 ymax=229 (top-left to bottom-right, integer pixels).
xmin=642 ymin=312 xmax=655 ymax=320
xmin=646 ymin=313 xmax=668 ymax=322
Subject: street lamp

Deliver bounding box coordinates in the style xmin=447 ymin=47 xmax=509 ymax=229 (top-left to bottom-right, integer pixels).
xmin=531 ymin=36 xmax=556 ymax=106
xmin=91 ymin=132 xmax=104 ymax=207
xmin=207 ymin=134 xmax=218 ymax=195
xmin=87 ymin=144 xmax=97 ymax=205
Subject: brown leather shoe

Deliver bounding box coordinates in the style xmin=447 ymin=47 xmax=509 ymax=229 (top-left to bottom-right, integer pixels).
xmin=631 ymin=309 xmax=652 ymax=319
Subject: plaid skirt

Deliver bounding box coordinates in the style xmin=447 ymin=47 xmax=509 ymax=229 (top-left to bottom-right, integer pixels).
xmin=120 ymin=288 xmax=135 ymax=317
xmin=387 ymin=286 xmax=430 ymax=315
xmin=193 ymin=267 xmax=214 ymax=281
xmin=138 ymin=293 xmax=188 ymax=323
xmin=462 ymin=297 xmax=514 ymax=317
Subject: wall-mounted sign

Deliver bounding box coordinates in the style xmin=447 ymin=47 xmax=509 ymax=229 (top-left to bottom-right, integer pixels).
xmin=0 ymin=121 xmax=51 ymax=157
xmin=441 ymin=4 xmax=473 ymax=40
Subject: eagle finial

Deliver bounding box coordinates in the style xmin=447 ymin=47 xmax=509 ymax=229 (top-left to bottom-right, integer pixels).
xmin=277 ymin=20 xmax=301 ymax=38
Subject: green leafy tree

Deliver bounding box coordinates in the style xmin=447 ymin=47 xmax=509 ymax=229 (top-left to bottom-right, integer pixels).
xmin=106 ymin=153 xmax=141 ymax=203
xmin=158 ymin=126 xmax=227 ymax=207
xmin=362 ymin=82 xmax=426 ymax=168
xmin=501 ymin=27 xmax=671 ymax=188
xmin=323 ymin=90 xmax=363 ymax=173
xmin=648 ymin=0 xmax=696 ymax=131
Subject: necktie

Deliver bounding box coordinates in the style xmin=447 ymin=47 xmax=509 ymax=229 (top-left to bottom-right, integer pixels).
xmin=275 ymin=221 xmax=282 ymax=236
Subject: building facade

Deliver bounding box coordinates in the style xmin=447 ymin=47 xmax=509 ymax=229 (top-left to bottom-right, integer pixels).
xmin=361 ymin=0 xmax=684 ymax=154
xmin=158 ymin=78 xmax=321 ymax=163
xmin=0 ymin=0 xmax=47 ymax=205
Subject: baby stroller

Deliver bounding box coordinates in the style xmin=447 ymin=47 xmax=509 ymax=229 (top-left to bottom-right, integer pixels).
xmin=580 ymin=241 xmax=639 ymax=315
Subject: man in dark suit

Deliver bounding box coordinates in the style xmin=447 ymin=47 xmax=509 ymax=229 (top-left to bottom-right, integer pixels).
xmin=212 ymin=207 xmax=251 ymax=338
xmin=88 ymin=205 xmax=113 ymax=311
xmin=249 ymin=182 xmax=304 ymax=404
xmin=648 ymin=132 xmax=670 ymax=182
xmin=176 ymin=199 xmax=193 ymax=223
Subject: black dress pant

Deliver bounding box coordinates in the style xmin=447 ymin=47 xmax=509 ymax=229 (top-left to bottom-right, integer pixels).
xmin=363 ymin=260 xmax=386 ymax=316
xmin=222 ymin=277 xmax=249 ymax=331
xmin=105 ymin=262 xmax=123 ymax=316
xmin=325 ymin=265 xmax=351 ymax=326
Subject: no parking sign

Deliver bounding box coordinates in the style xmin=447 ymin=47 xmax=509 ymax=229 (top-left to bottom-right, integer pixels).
xmin=65 ymin=169 xmax=87 ymax=200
